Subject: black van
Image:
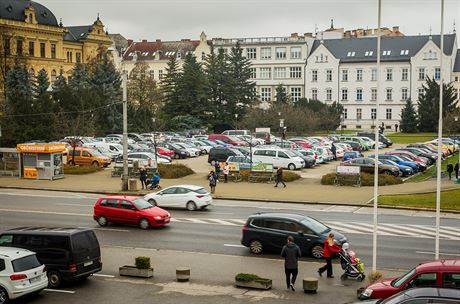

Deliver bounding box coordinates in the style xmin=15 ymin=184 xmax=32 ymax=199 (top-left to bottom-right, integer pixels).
xmin=0 ymin=227 xmax=101 ymax=288
xmin=208 ymin=147 xmax=243 ymax=164
xmin=357 ymin=132 xmax=393 ymax=147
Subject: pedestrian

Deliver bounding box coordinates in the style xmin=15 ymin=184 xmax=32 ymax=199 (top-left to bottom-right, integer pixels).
xmin=318 ymin=233 xmax=341 ymax=278
xmin=455 ymin=163 xmax=459 ymax=180
xmin=208 ymin=170 xmax=217 ymax=194
xmin=214 ymin=162 xmax=221 ymax=180
xmin=223 ymin=162 xmax=230 ymax=183
xmin=447 ymin=163 xmax=454 ymax=180
xmin=331 ymin=144 xmax=337 ymax=160
xmin=395 ymin=124 xmax=399 ymax=133
xmin=281 ymin=236 xmax=301 ymax=291
xmin=274 ymin=167 xmax=286 ymax=188
xmin=139 ymin=167 xmax=148 ymax=190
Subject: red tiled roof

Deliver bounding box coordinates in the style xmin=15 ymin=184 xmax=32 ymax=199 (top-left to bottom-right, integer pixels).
xmin=123 ymin=40 xmax=201 ymax=61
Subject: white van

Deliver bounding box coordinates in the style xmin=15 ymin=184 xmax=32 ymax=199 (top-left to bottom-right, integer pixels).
xmin=252 ymin=148 xmax=304 ymax=170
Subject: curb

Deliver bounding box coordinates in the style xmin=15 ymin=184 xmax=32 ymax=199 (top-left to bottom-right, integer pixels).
xmin=1 ymin=185 xmax=459 ymax=214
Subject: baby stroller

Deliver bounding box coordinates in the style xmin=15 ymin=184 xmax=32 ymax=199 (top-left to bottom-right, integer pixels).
xmin=146 ymin=174 xmax=162 ymax=190
xmin=339 ymin=243 xmax=365 ymax=281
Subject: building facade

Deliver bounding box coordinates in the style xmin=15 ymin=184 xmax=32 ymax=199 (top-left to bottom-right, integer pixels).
xmin=453 ymin=49 xmax=460 ymax=105
xmin=0 ymin=0 xmax=112 ymax=83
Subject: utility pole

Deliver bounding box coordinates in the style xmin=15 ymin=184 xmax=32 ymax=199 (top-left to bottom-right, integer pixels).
xmin=122 ymin=72 xmax=129 ymax=191
xmin=152 ymin=117 xmax=158 ymax=170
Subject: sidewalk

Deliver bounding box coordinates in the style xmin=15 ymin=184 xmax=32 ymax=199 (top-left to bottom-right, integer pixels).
xmin=0 ymin=168 xmax=459 ymax=205
xmin=98 ymin=245 xmax=405 ymax=303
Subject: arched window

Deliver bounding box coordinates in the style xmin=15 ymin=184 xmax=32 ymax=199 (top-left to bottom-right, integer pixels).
xmin=29 ymin=68 xmax=35 ymax=79
xmin=29 ymin=14 xmax=33 ymax=23
xmin=51 ymin=70 xmax=57 ymax=83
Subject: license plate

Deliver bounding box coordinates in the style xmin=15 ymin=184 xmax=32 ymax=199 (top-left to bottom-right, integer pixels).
xmin=84 ymin=261 xmax=93 ymax=267
xmin=29 ymin=276 xmax=41 ymax=283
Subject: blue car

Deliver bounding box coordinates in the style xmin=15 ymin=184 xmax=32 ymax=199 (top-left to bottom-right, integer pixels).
xmin=369 ymin=154 xmax=419 ymax=172
xmin=379 ymin=159 xmax=413 ymax=177
xmin=211 ymin=139 xmax=233 ymax=148
xmin=343 ymin=151 xmax=363 ymax=161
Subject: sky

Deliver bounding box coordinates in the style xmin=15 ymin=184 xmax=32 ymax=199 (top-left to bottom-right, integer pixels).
xmin=39 ymin=0 xmax=460 ymax=42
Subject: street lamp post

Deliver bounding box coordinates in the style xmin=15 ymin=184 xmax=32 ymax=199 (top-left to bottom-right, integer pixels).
xmin=121 ymin=71 xmax=129 ymax=191
xmin=152 ymin=117 xmax=158 ymax=171
xmin=455 ymin=116 xmax=459 ymax=182
xmin=235 ymin=114 xmax=238 ymax=130
xmin=340 ymin=114 xmax=344 ymax=135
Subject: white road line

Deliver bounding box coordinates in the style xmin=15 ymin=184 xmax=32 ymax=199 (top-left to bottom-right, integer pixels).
xmin=93 ymin=274 xmax=116 ymax=278
xmin=377 ymin=224 xmax=419 ymax=236
xmin=227 ymin=219 xmax=247 ymax=225
xmin=44 ymin=289 xmax=75 ymax=294
xmin=0 ymin=192 xmax=86 ymax=199
xmin=416 ymin=251 xmax=460 ymax=257
xmin=181 ymin=218 xmax=209 ymax=224
xmin=223 ymin=244 xmax=246 ymax=248
xmin=77 ymin=226 xmax=129 ymax=233
xmin=0 ymin=208 xmax=90 ymax=217
xmin=206 ymin=219 xmax=239 ymax=226
xmin=409 ymin=225 xmax=460 ymax=238
xmin=56 ymin=203 xmax=93 ymax=207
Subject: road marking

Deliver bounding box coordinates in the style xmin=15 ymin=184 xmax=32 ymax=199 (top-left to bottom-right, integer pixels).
xmin=416 ymin=251 xmax=460 ymax=257
xmin=77 ymin=226 xmax=129 ymax=233
xmin=223 ymin=244 xmax=246 ymax=248
xmin=93 ymin=274 xmax=116 ymax=278
xmin=206 ymin=219 xmax=239 ymax=226
xmin=0 ymin=208 xmax=91 ymax=217
xmin=56 ymin=203 xmax=93 ymax=207
xmin=44 ymin=289 xmax=75 ymax=294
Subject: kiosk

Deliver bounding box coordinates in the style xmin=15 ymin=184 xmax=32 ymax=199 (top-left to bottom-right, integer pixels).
xmin=16 ymin=144 xmax=66 ymax=180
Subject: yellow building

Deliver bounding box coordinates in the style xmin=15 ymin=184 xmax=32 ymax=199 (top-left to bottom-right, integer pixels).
xmin=0 ymin=0 xmax=112 ymax=82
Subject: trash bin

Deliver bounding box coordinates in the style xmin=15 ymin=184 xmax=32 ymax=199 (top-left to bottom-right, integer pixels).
xmin=128 ymin=179 xmax=137 ymax=191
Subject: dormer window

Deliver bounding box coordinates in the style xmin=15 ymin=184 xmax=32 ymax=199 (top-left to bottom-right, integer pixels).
xmin=177 ymin=51 xmax=182 ymax=59
xmin=383 ymin=50 xmax=392 ymax=56
xmin=347 ymin=51 xmax=355 ymax=57
xmin=400 ymin=50 xmax=409 ymax=55
xmin=365 ymin=51 xmax=373 ymax=56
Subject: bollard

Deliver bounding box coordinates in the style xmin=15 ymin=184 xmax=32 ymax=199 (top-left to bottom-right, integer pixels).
xmin=176 ymin=267 xmax=190 ymax=282
xmin=303 ymin=277 xmax=318 ymax=293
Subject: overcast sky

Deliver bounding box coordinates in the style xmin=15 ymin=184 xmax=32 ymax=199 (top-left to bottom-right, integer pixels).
xmin=40 ymin=0 xmax=459 ymax=42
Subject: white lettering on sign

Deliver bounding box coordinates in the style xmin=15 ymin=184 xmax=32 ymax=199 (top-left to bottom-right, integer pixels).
xmin=336 ymin=165 xmax=361 ymax=175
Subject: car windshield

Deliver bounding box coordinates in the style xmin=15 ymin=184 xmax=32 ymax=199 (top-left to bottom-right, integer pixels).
xmin=194 ymin=188 xmax=207 ymax=194
xmin=300 ymin=217 xmax=329 ymax=235
xmin=132 ymin=198 xmax=153 ymax=210
xmin=391 ymin=268 xmax=416 ymax=288
xmin=285 ymin=150 xmax=297 ymax=157
xmin=98 ymin=147 xmax=110 ymax=153
xmin=12 ymin=254 xmax=41 ymax=272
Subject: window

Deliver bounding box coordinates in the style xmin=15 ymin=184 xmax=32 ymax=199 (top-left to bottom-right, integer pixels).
xmin=418 ymin=68 xmax=425 ymax=81
xmin=16 ymin=39 xmax=23 ymax=55
xmin=260 ymin=87 xmax=271 ymax=101
xmin=407 ymin=273 xmax=437 ymax=288
xmin=386 ymin=88 xmax=393 ymax=101
xmin=274 ymin=67 xmax=286 ymax=79
xmin=400 ymin=49 xmax=409 ymax=55
xmin=343 ymin=108 xmax=348 ymax=119
xmin=275 ymin=47 xmax=286 ymax=59
xmin=278 ymin=151 xmax=288 ymax=158
xmin=51 ymin=43 xmax=56 ymax=59
xmin=386 ymin=108 xmax=392 ymax=120
xmin=456 ymin=76 xmax=459 ymax=82
xmin=28 ymin=41 xmax=34 ymax=56
xmin=12 ymin=255 xmax=41 ymax=272
xmin=402 ymin=68 xmax=408 ymax=81
xmin=435 ymin=67 xmax=441 ymax=80
xmin=356 ymin=108 xmax=362 ymax=120
xmin=246 ymin=48 xmax=256 ymax=59
xmin=371 ymin=68 xmax=377 ymax=81
xmin=290 ymin=67 xmax=301 ymax=78
xmin=0 ymin=259 xmax=4 ymax=272
xmin=342 ymin=69 xmax=348 ymax=81
xmin=51 ymin=70 xmax=57 ymax=83
xmin=3 ymin=38 xmax=10 ymax=55
xmin=40 ymin=42 xmax=45 ymax=58
xmin=311 ymin=70 xmax=318 ymax=82
xmin=76 ymin=52 xmax=81 ymax=63
xmin=326 ymin=69 xmax=332 ymax=82
xmin=159 ymin=70 xmax=163 ymax=80
xmin=161 ymin=187 xmax=177 ymax=195
xmin=311 ymin=88 xmax=318 ymax=100
xmin=260 ymin=67 xmax=271 ymax=79
xmin=82 ymin=151 xmax=91 ymax=157
xmin=371 ymin=108 xmax=377 ymax=120
xmin=382 ymin=50 xmax=392 ymax=56
xmin=401 ymin=88 xmax=408 ymax=100
xmin=418 ymin=88 xmax=425 ymax=98
xmin=290 ymin=47 xmax=301 ymax=59
xmin=249 ymin=68 xmax=256 ymax=79
xmin=290 ymin=87 xmax=302 ymax=102
xmin=442 ymin=273 xmax=460 ymax=289
xmin=326 ymin=88 xmax=332 ymax=101
xmin=356 ymin=88 xmax=363 ymax=101
xmin=176 ymin=52 xmax=181 ymax=59
xmin=341 ymin=88 xmax=348 ymax=101
xmin=149 ymin=70 xmax=154 ymax=79
xmin=371 ymin=88 xmax=377 ymax=101
xmin=201 ymin=52 xmax=206 ymax=60
xmin=356 ymin=69 xmax=363 ymax=81
xmin=261 ymin=47 xmax=271 ymax=59
xmin=120 ymin=200 xmax=137 ymax=211
xmin=0 ymin=235 xmax=12 ymax=246
xmin=346 ymin=51 xmax=356 ymax=57
xmin=386 ymin=68 xmax=392 ymax=81
xmin=424 ymin=50 xmax=437 ymax=60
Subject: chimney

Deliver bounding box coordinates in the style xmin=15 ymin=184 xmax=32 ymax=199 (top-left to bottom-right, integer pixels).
xmin=291 ymin=33 xmax=298 ymax=38
xmin=344 ymin=30 xmax=351 ymax=38
xmin=365 ymin=29 xmax=373 ymax=36
xmin=142 ymin=39 xmax=147 ymax=43
xmin=127 ymin=39 xmax=133 ymax=46
xmin=156 ymin=39 xmax=161 ymax=43
xmin=304 ymin=32 xmax=313 ymax=38
xmin=392 ymin=26 xmax=399 ymax=32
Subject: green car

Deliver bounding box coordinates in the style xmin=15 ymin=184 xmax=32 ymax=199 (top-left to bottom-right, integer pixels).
xmin=338 ymin=136 xmax=370 ymax=151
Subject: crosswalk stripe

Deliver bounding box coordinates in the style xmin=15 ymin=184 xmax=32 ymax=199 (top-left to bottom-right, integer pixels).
xmin=327 ymin=222 xmax=392 ymax=235
xmin=408 ymin=225 xmax=460 ymax=239
xmin=206 ymin=219 xmax=239 ymax=226
xmin=385 ymin=224 xmax=435 ymax=237
xmin=378 ymin=224 xmax=421 ymax=236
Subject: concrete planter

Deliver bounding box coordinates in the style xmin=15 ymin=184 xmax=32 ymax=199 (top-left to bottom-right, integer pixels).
xmin=119 ymin=265 xmax=153 ymax=278
xmin=302 ymin=277 xmax=318 ymax=293
xmin=176 ymin=267 xmax=190 ymax=282
xmin=235 ymin=279 xmax=272 ymax=290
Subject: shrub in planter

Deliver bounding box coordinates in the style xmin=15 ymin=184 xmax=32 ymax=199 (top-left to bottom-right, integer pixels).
xmin=368 ymin=271 xmax=383 ymax=284
xmin=64 ymin=165 xmax=100 ymax=175
xmin=235 ymin=273 xmax=272 ymax=290
xmin=135 ymin=256 xmax=151 ymax=269
xmin=158 ymin=163 xmax=194 ymax=179
xmin=321 ymin=173 xmax=402 ymax=186
xmin=218 ymin=170 xmax=301 ymax=183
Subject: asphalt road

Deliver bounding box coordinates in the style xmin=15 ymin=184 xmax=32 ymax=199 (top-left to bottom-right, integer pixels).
xmin=0 ymin=189 xmax=458 ymax=270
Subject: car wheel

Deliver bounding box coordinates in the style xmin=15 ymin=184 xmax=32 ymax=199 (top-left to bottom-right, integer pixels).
xmin=288 ymin=163 xmax=296 ymax=170
xmin=383 ymin=170 xmax=392 ymax=175
xmin=48 ymin=270 xmax=62 ymax=288
xmin=310 ymin=244 xmax=324 ymax=259
xmin=186 ymin=201 xmax=197 ymax=211
xmin=92 ymin=161 xmax=99 ymax=168
xmin=0 ymin=287 xmax=8 ymax=304
xmin=97 ymin=216 xmax=108 ymax=227
xmin=148 ymin=199 xmax=157 ymax=206
xmin=249 ymin=239 xmax=263 ymax=254
xmin=139 ymin=218 xmax=150 ymax=230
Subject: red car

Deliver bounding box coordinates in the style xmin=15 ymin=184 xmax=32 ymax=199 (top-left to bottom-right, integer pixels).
xmin=93 ymin=195 xmax=170 ymax=229
xmin=359 ymin=259 xmax=460 ymax=300
xmin=157 ymin=146 xmax=175 ymax=157
xmin=208 ymin=134 xmax=246 ymax=146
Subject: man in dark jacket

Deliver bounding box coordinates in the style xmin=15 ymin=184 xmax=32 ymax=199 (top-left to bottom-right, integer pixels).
xmin=281 ymin=236 xmax=302 ymax=291
xmin=455 ymin=163 xmax=459 ymax=180
xmin=274 ymin=167 xmax=286 ymax=188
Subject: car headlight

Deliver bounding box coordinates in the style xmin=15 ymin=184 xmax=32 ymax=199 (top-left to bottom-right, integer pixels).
xmin=361 ymin=288 xmax=373 ymax=298
xmin=154 ymin=216 xmax=162 ymax=220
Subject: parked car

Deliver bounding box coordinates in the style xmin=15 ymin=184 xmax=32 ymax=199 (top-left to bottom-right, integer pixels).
xmin=241 ymin=213 xmax=347 ymax=259
xmin=226 ymin=155 xmax=261 ymax=170
xmin=336 ymin=140 xmax=362 ymax=152
xmin=386 ymin=151 xmax=429 ymax=167
xmin=156 ymin=146 xmax=175 ymax=157
xmin=297 ymin=149 xmax=322 ymax=165
xmin=144 ymin=185 xmax=212 ymax=211
xmin=66 ymin=147 xmax=111 ymax=168
xmin=397 ymin=154 xmax=427 ymax=172
xmin=208 ymin=134 xmax=246 ymax=146
xmin=222 ymin=130 xmax=250 ymax=136
xmin=93 ymin=195 xmax=171 ymax=229
xmin=397 ymin=147 xmax=436 ymax=165
xmin=354 ymin=287 xmax=460 ymax=304
xmin=208 ymin=147 xmax=244 ymax=164
xmin=0 ymin=227 xmax=102 ymax=288
xmin=341 ymin=157 xmax=399 ymax=176
xmin=271 ymin=141 xmax=300 ymax=150
xmin=314 ymin=147 xmax=334 ymax=162
xmin=359 ymin=259 xmax=460 ymax=300
xmin=342 ymin=151 xmax=363 ymax=162
xmin=211 ymin=139 xmax=233 ymax=148
xmin=338 ymin=136 xmax=370 ymax=151
xmin=357 ymin=132 xmax=393 ymax=147
xmin=162 ymin=143 xmax=188 ymax=159
xmin=173 ymin=143 xmax=201 ymax=157
xmin=289 ymin=138 xmax=314 ymax=149
xmin=291 ymin=150 xmax=315 ymax=168
xmin=0 ymin=247 xmax=48 ymax=302
xmin=252 ymin=148 xmax=304 ymax=170
xmin=370 ymin=154 xmax=419 ymax=172
xmin=379 ymin=159 xmax=413 ymax=177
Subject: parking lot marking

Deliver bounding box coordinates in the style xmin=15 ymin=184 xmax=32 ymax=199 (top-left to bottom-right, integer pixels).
xmin=223 ymin=244 xmax=246 ymax=248
xmin=44 ymin=289 xmax=75 ymax=294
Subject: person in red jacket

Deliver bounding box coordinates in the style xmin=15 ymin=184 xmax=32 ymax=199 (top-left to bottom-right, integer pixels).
xmin=318 ymin=233 xmax=341 ymax=278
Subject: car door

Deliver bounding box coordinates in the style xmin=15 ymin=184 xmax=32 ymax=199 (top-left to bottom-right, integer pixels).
xmin=261 ymin=219 xmax=291 ymax=251
xmin=277 ymin=151 xmax=290 ymax=168
xmin=81 ymin=150 xmax=92 ymax=166
xmin=283 ymin=220 xmax=312 ymax=255
xmin=362 ymin=158 xmax=375 ymax=173
xmin=405 ymin=272 xmax=438 ymax=289
xmin=119 ymin=200 xmax=139 ymax=224
xmin=442 ymin=273 xmax=460 ymax=289
xmin=174 ymin=187 xmax=192 ymax=208
xmin=103 ymin=199 xmax=121 ymax=222
xmin=156 ymin=187 xmax=178 ymax=207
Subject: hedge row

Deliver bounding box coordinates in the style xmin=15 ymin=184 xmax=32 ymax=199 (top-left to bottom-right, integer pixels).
xmin=158 ymin=163 xmax=194 ymax=179
xmin=321 ymin=172 xmax=403 ymax=186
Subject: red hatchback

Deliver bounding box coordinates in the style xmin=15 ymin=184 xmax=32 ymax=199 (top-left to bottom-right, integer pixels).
xmin=359 ymin=259 xmax=460 ymax=300
xmin=93 ymin=195 xmax=171 ymax=229
xmin=157 ymin=146 xmax=175 ymax=157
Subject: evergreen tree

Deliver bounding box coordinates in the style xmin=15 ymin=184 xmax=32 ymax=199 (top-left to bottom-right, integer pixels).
xmin=69 ymin=62 xmax=90 ymax=90
xmin=33 ymin=69 xmax=55 ymax=141
xmin=274 ymin=84 xmax=289 ymax=105
xmin=418 ymin=77 xmax=457 ymax=132
xmin=400 ymin=99 xmax=418 ymax=133
xmin=227 ymin=42 xmax=256 ymax=118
